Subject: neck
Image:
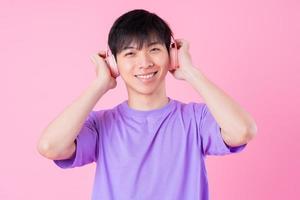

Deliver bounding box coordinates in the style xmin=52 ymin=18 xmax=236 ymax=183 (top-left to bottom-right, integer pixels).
xmin=127 ymin=82 xmax=169 ymax=111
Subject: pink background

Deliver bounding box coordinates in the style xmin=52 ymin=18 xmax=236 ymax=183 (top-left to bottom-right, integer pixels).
xmin=1 ymin=0 xmax=299 ymax=199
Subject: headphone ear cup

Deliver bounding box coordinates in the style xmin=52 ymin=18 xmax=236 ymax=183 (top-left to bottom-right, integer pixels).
xmin=105 ymin=54 xmax=120 ymax=78
xmin=169 ymin=44 xmax=178 ymax=70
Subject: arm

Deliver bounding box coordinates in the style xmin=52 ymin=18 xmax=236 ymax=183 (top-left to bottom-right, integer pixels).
xmin=37 ymin=52 xmax=117 ymax=160
xmin=37 ymin=80 xmax=107 ymax=160
xmin=186 ymin=68 xmax=257 ymax=147
xmin=170 ymin=39 xmax=257 ymax=147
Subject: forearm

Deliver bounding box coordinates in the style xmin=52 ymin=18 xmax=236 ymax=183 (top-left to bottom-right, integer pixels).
xmin=185 ymin=67 xmax=257 ymax=145
xmin=37 ymin=79 xmax=108 ymax=158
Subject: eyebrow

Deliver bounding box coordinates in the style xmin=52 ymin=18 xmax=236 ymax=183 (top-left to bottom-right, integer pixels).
xmin=121 ymin=41 xmax=162 ymax=51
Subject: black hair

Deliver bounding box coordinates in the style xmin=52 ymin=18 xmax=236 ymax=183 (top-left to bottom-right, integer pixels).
xmin=108 ymin=9 xmax=173 ymax=59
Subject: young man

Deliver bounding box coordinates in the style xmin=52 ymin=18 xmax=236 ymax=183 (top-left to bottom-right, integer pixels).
xmin=37 ymin=9 xmax=257 ymax=199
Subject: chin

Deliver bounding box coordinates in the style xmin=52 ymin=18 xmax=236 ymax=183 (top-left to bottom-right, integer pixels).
xmin=126 ymin=81 xmax=164 ymax=96
xmin=130 ymin=85 xmax=158 ymax=96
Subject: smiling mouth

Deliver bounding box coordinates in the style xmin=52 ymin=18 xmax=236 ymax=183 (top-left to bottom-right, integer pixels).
xmin=134 ymin=71 xmax=158 ymax=79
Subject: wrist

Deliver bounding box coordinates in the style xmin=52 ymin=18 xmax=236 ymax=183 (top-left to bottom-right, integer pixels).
xmin=90 ymin=79 xmax=110 ymax=94
xmin=184 ymin=66 xmax=206 ymax=83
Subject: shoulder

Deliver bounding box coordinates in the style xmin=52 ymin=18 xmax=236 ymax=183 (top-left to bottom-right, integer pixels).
xmin=173 ymin=99 xmax=206 ymax=113
xmin=171 ymin=99 xmax=208 ymax=122
xmin=92 ymin=103 xmax=123 ymax=122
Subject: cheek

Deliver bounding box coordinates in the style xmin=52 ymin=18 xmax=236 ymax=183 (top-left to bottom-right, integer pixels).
xmin=117 ymin=62 xmax=135 ymax=82
xmin=156 ymin=52 xmax=170 ymax=65
xmin=157 ymin=57 xmax=168 ymax=68
xmin=117 ymin=60 xmax=131 ymax=73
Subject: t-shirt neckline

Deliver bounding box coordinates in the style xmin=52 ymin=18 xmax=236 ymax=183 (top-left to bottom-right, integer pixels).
xmin=118 ymin=96 xmax=175 ymax=118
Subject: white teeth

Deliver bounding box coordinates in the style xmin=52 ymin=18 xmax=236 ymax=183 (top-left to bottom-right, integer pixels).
xmin=136 ymin=72 xmax=155 ymax=79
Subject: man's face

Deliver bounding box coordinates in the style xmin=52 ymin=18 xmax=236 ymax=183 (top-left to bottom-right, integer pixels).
xmin=116 ymin=40 xmax=170 ymax=96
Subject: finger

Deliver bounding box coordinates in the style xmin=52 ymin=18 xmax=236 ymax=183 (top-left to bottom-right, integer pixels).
xmin=175 ymin=39 xmax=189 ymax=49
xmin=174 ymin=39 xmax=184 ymax=49
xmin=90 ymin=53 xmax=106 ymax=66
xmin=97 ymin=51 xmax=107 ymax=59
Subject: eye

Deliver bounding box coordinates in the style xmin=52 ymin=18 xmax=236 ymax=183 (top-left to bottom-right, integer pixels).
xmin=124 ymin=52 xmax=135 ymax=57
xmin=151 ymin=48 xmax=160 ymax=52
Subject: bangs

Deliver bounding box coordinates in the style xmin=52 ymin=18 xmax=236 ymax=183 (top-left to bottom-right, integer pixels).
xmin=116 ymin=32 xmax=166 ymax=54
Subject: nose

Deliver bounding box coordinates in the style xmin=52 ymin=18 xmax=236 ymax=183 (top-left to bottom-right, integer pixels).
xmin=138 ymin=52 xmax=154 ymax=69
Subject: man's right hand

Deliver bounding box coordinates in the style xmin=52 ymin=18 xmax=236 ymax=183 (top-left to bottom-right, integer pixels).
xmin=90 ymin=51 xmax=117 ymax=92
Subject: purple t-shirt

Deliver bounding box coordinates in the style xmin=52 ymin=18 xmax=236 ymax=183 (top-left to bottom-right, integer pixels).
xmin=54 ymin=97 xmax=247 ymax=199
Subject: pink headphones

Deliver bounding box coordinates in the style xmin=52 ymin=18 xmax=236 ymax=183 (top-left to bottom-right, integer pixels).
xmin=103 ymin=36 xmax=179 ymax=78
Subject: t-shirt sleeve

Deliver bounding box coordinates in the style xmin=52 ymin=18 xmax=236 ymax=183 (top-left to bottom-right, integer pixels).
xmin=53 ymin=111 xmax=99 ymax=169
xmin=194 ymin=103 xmax=247 ymax=156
